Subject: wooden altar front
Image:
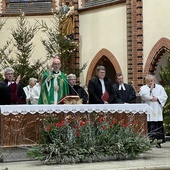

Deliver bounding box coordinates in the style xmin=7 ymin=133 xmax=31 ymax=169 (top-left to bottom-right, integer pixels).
xmin=0 ymin=104 xmax=153 ymax=147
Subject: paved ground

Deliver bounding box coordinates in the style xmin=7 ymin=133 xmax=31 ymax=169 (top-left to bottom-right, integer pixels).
xmin=0 ymin=142 xmax=170 ymax=170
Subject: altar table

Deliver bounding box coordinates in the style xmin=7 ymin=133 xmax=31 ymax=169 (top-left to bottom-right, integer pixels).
xmin=0 ymin=104 xmax=153 ymax=147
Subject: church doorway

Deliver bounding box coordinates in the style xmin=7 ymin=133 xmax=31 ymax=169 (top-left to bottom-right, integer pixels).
xmin=86 ymin=48 xmax=122 ymax=86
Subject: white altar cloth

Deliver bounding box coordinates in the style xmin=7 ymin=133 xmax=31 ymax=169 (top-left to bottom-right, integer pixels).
xmin=0 ymin=104 xmax=153 ymax=115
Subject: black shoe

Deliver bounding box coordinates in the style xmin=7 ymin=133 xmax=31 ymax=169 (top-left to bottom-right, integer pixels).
xmin=156 ymin=143 xmax=161 ymax=148
xmin=150 ymin=138 xmax=155 ymax=144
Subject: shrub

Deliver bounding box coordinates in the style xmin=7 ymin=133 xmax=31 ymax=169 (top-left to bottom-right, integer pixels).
xmin=27 ymin=112 xmax=151 ymax=163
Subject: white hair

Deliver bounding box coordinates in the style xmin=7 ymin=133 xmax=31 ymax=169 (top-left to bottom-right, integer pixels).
xmin=4 ymin=67 xmax=14 ymax=74
xmin=145 ymin=74 xmax=154 ymax=80
xmin=29 ymin=77 xmax=37 ymax=83
xmin=67 ymin=74 xmax=76 ymax=79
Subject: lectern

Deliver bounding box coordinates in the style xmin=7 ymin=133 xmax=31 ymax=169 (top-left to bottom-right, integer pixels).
xmin=58 ymin=95 xmax=82 ymax=104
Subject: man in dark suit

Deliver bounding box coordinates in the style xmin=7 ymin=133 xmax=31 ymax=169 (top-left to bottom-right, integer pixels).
xmin=67 ymin=74 xmax=88 ymax=104
xmin=88 ymin=66 xmax=115 ymax=104
xmin=113 ymin=73 xmax=136 ymax=104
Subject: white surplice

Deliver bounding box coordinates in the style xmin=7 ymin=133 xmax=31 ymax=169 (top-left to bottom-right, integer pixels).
xmin=139 ymin=84 xmax=168 ymax=121
xmin=23 ymin=85 xmax=40 ymax=105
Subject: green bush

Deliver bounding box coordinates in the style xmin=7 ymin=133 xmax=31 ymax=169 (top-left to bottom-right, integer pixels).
xmin=27 ymin=113 xmax=151 ymax=163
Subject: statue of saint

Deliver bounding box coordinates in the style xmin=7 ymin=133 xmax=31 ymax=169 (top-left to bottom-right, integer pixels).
xmin=60 ymin=1 xmax=75 ymax=40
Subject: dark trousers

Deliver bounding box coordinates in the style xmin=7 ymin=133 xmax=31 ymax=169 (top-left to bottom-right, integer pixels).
xmin=147 ymin=121 xmax=165 ymax=143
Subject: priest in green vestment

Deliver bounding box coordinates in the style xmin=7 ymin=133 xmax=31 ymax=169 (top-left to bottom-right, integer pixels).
xmin=38 ymin=57 xmax=69 ymax=104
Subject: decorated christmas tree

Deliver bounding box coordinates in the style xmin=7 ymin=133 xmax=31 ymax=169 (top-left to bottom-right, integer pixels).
xmin=160 ymin=56 xmax=170 ymax=136
xmin=0 ymin=10 xmax=45 ymax=86
xmin=0 ymin=9 xmax=87 ymax=86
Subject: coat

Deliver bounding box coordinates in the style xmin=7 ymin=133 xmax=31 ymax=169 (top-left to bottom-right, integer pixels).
xmin=88 ymin=76 xmax=115 ymax=104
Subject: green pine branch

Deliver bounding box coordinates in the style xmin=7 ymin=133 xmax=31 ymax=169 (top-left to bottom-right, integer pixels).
xmin=0 ymin=10 xmax=45 ymax=86
xmin=37 ymin=13 xmax=87 ymax=77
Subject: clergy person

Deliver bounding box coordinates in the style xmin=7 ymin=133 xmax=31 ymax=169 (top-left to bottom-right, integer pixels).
xmin=38 ymin=57 xmax=69 ymax=104
xmin=4 ymin=67 xmax=26 ymax=104
xmin=23 ymin=77 xmax=40 ymax=105
xmin=113 ymin=73 xmax=136 ymax=103
xmin=88 ymin=65 xmax=115 ymax=104
xmin=67 ymin=73 xmax=88 ymax=104
xmin=0 ymin=81 xmax=11 ymax=105
xmin=139 ymin=74 xmax=168 ymax=148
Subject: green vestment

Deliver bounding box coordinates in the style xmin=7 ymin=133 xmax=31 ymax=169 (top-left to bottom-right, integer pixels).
xmin=38 ymin=70 xmax=69 ymax=104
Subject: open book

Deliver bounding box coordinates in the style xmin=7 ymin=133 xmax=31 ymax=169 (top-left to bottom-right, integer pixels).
xmin=101 ymin=91 xmax=110 ymax=102
xmin=58 ymin=95 xmax=82 ymax=104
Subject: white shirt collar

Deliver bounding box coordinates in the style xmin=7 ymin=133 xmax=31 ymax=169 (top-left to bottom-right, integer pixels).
xmin=118 ymin=84 xmax=126 ymax=90
xmin=8 ymin=81 xmax=14 ymax=86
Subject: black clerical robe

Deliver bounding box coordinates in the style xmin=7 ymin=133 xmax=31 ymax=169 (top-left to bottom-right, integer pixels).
xmin=69 ymin=85 xmax=88 ymax=104
xmin=0 ymin=81 xmax=11 ymax=105
xmin=113 ymin=83 xmax=136 ymax=103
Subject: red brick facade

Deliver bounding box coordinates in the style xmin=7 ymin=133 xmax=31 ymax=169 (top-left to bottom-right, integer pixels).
xmin=126 ymin=0 xmax=143 ymax=92
xmin=144 ymin=37 xmax=170 ymax=77
xmin=1 ymin=0 xmax=6 ymax=13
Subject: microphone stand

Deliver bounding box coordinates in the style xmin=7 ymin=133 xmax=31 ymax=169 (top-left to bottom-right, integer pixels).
xmin=58 ymin=73 xmax=82 ymax=104
xmin=60 ymin=73 xmax=80 ymax=97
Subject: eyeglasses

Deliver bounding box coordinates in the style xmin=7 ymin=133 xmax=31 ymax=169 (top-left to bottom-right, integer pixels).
xmin=5 ymin=73 xmax=14 ymax=76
